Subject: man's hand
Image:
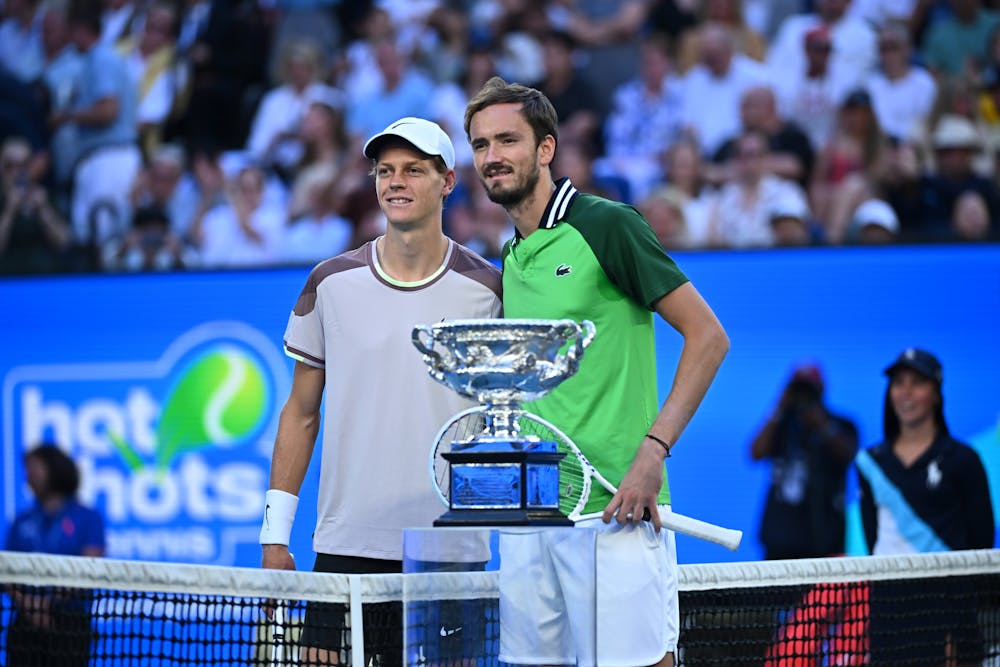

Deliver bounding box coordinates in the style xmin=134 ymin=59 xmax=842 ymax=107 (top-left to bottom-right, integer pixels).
xmin=602 ymin=439 xmax=666 ymax=531
xmin=262 ymin=544 xmax=296 ymax=571
xmin=261 ymin=545 xmax=295 ymax=619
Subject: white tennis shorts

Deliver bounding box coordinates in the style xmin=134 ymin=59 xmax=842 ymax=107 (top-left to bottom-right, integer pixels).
xmin=498 ymin=505 xmax=679 ymax=666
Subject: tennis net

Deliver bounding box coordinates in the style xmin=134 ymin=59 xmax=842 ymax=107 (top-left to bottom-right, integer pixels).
xmin=1 ymin=547 xmax=998 ymax=666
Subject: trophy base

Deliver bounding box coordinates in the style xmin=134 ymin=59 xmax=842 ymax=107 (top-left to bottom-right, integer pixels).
xmin=433 ymin=508 xmax=574 ymax=527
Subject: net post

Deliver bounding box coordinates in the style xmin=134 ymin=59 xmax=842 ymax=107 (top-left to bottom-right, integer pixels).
xmin=349 ymin=573 xmax=365 ymax=667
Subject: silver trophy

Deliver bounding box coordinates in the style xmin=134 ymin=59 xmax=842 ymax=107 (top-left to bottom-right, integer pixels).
xmin=412 ymin=318 xmax=595 ymax=525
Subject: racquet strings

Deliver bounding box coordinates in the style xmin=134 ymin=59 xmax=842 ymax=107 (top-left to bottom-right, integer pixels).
xmin=432 ymin=409 xmax=488 ymax=502
xmin=516 ymin=415 xmax=589 ymax=517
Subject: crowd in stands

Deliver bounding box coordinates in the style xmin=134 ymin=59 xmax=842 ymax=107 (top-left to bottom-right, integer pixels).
xmin=2 ymin=0 xmax=1000 ymax=275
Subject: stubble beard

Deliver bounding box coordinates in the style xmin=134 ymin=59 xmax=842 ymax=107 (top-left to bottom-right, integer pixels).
xmin=482 ymin=162 xmax=540 ymax=209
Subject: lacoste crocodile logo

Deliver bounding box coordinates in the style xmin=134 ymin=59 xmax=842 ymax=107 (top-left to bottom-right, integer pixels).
xmin=555 ymin=264 xmax=572 ymax=277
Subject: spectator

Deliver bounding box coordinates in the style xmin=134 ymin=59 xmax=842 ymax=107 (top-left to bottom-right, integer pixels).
xmin=4 ymin=442 xmax=106 ymax=667
xmin=335 ymin=5 xmax=394 ymax=103
xmin=774 ymin=25 xmax=856 ymax=152
xmin=551 ymin=138 xmax=630 ymax=203
xmin=751 ymin=364 xmax=859 ymax=560
xmin=848 ymin=197 xmax=901 ymax=244
xmin=345 ymin=38 xmax=435 ymax=145
xmin=676 ymin=0 xmax=768 ymax=75
xmin=600 ymin=32 xmax=685 ymax=202
xmin=646 ymin=0 xmax=699 ymax=42
xmin=743 ymin=0 xmax=801 ymax=42
xmin=0 ymin=64 xmax=51 ymax=181
xmin=706 ymin=130 xmax=808 ymax=247
xmin=409 ymin=3 xmax=470 ymax=85
xmin=637 ymin=185 xmax=691 ymax=249
xmin=0 ymin=0 xmax=45 ymax=83
xmin=856 ymin=348 xmax=994 ymax=663
xmin=537 ymin=29 xmax=602 ymax=152
xmin=115 ymin=0 xmax=181 ymax=159
xmin=767 ymin=0 xmax=878 ymax=95
xmin=285 ymin=91 xmax=350 ymax=221
xmin=912 ymin=113 xmax=1000 ymax=240
xmin=428 ymin=43 xmax=499 ymax=169
xmin=809 ymin=89 xmax=892 ymax=242
xmin=0 ymin=137 xmax=74 ymax=274
xmin=181 ymin=0 xmax=271 ymax=151
xmin=879 ymin=137 xmax=926 ymax=229
xmin=921 ymin=0 xmax=1000 ymax=79
xmin=866 ymin=22 xmax=937 ymax=144
xmin=130 ymin=142 xmax=200 ymax=239
xmin=174 ymin=0 xmax=212 ymax=57
xmin=680 ymin=22 xmax=770 ymax=157
xmin=484 ymin=3 xmax=546 ymax=86
xmin=950 ymin=188 xmax=996 ymax=240
xmin=102 ymin=203 xmax=191 ymax=271
xmin=38 ymin=1 xmax=84 ymax=206
xmin=279 ymin=168 xmax=352 ymax=266
xmin=711 ymin=85 xmax=815 ymax=190
xmin=54 ymin=0 xmax=141 ymax=254
xmin=99 ymin=0 xmax=139 ymax=46
xmin=555 ymin=0 xmax=653 ymax=120
xmin=976 ymin=62 xmax=1000 ymax=145
xmin=196 ymin=164 xmax=286 ymax=268
xmin=848 ymin=0 xmax=922 ymax=27
xmin=264 ymin=0 xmax=341 ymax=92
xmin=658 ymin=138 xmax=717 ymax=247
xmin=246 ymin=37 xmax=341 ymax=182
xmin=926 ymin=73 xmax=982 ymax=136
xmin=183 ymin=143 xmax=227 ymax=247
xmin=768 ymin=189 xmax=820 ymax=246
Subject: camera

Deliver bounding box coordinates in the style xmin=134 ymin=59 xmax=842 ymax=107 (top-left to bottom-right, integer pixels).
xmin=786 ymin=379 xmax=821 ymax=414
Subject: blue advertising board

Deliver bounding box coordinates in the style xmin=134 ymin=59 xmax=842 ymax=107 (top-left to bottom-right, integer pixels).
xmin=1 ymin=244 xmax=998 ymax=568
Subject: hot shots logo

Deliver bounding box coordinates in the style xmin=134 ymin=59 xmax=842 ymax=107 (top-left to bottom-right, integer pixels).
xmin=3 ymin=322 xmax=290 ymax=565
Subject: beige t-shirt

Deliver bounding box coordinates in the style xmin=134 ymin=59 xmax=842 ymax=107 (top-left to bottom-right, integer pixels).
xmin=284 ymin=238 xmax=502 ymax=560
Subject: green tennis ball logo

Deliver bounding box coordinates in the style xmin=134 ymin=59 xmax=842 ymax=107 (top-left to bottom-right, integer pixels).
xmin=154 ymin=344 xmax=270 ymax=469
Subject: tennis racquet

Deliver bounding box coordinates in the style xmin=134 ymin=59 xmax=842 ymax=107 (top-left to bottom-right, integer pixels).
xmin=430 ymin=406 xmax=743 ymax=551
xmin=269 ymin=601 xmax=287 ymax=667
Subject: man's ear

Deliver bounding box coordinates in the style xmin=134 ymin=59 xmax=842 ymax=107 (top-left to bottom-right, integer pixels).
xmin=538 ymin=135 xmax=556 ymax=167
xmin=442 ymin=169 xmax=457 ymax=197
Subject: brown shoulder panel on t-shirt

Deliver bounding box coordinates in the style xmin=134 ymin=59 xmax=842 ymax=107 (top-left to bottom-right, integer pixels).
xmin=292 ymin=245 xmax=369 ymax=316
xmin=449 ymin=243 xmax=502 ymax=302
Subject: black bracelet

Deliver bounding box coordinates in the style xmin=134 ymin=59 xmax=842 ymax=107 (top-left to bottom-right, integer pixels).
xmin=646 ymin=433 xmax=672 ymax=457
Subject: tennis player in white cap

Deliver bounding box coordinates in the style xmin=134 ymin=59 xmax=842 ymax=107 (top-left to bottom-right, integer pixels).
xmin=260 ymin=117 xmax=501 ymax=666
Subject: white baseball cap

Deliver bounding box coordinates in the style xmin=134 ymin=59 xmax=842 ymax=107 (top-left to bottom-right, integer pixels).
xmin=768 ymin=189 xmax=811 ymax=222
xmin=363 ymin=117 xmax=456 ymax=169
xmin=852 ymin=198 xmax=899 ymax=234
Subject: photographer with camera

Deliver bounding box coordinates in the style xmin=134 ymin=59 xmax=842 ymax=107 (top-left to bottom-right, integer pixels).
xmin=750 ymin=364 xmax=859 ymax=560
xmin=102 ymin=204 xmax=191 ymax=271
xmin=0 ymin=137 xmax=74 ymax=275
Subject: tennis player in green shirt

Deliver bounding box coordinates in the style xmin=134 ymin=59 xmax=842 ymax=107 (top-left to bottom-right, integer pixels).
xmin=465 ymin=77 xmax=729 ymax=667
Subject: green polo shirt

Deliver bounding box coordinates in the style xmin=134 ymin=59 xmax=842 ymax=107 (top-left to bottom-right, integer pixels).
xmin=501 ymin=178 xmax=688 ymax=513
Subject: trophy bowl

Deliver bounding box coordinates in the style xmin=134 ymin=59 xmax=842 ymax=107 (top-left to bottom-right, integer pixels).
xmin=411 ymin=318 xmax=596 ymax=409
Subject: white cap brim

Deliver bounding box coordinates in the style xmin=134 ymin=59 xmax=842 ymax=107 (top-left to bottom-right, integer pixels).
xmin=363 ymin=117 xmax=456 ymax=169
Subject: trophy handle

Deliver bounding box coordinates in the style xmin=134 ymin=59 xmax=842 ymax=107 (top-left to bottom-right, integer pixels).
xmin=411 ymin=324 xmax=440 ymax=360
xmin=563 ymin=319 xmax=595 ymax=373
xmin=412 ymin=324 xmax=454 ymax=383
xmin=540 ymin=319 xmax=595 ymax=385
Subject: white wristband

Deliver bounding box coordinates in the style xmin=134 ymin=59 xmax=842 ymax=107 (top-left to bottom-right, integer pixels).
xmin=260 ymin=489 xmax=299 ymax=546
